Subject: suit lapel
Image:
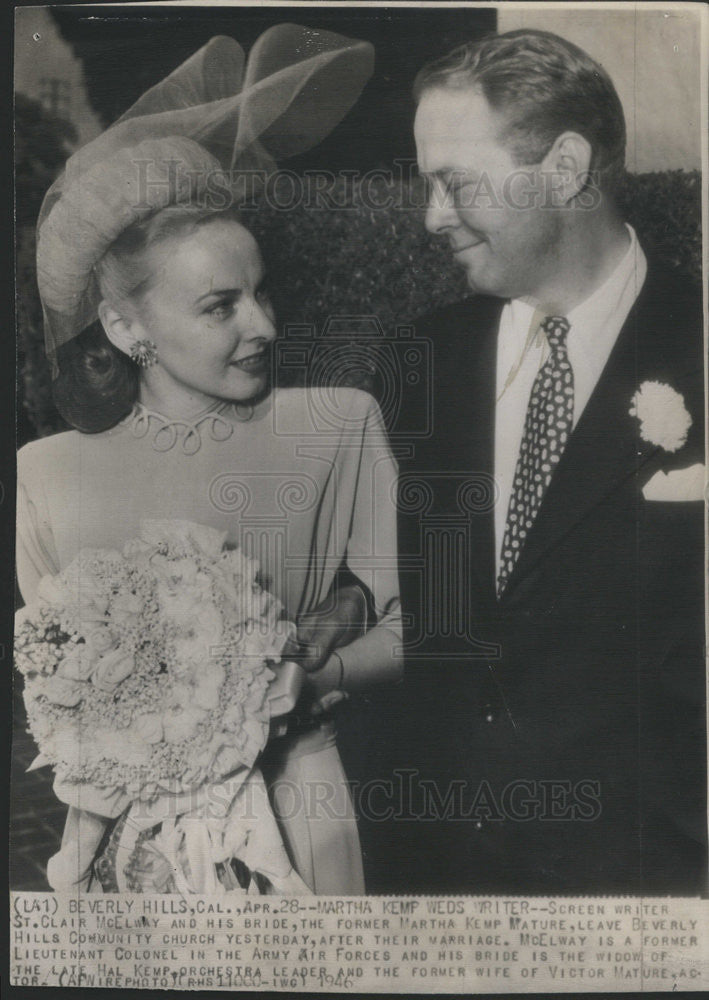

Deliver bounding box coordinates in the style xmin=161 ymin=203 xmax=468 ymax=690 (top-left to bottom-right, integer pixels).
xmin=420 ymin=264 xmax=699 ymax=604
xmin=436 ymin=296 xmax=502 ymax=607
xmin=464 ymin=301 xmax=501 ymax=605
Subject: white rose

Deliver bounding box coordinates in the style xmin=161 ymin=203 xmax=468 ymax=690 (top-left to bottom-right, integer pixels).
xmin=157 ymin=583 xmax=202 ymax=622
xmin=85 ymin=626 xmax=117 ymax=657
xmin=173 ymin=634 xmax=209 ymax=667
xmin=239 ymin=625 xmax=287 ymax=663
xmin=193 ymin=602 xmax=223 ymax=640
xmin=93 ymin=728 xmax=150 ymax=767
xmin=162 ymin=704 xmax=207 ymax=744
xmin=140 ymin=519 xmax=226 ymax=559
xmin=167 ymin=682 xmax=194 ymax=710
xmin=110 ymin=591 xmax=142 ymax=623
xmin=123 ymin=537 xmax=155 ymax=562
xmin=43 ymin=676 xmax=84 ymax=707
xmin=192 ymin=663 xmax=225 ymax=711
xmin=92 ymin=648 xmax=135 ymax=692
xmin=133 ymin=713 xmax=164 ymax=745
xmin=60 ymin=562 xmax=110 ymax=619
xmin=56 ymin=646 xmax=95 ymax=682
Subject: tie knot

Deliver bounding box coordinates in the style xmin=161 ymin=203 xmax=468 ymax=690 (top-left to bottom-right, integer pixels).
xmin=541 ymin=315 xmax=570 ymax=351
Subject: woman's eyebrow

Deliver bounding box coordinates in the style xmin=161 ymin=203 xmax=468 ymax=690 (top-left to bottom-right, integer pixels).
xmin=194 ymin=287 xmax=241 ymax=304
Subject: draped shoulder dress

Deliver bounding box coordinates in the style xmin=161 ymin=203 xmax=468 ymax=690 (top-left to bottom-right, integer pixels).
xmin=16 ymin=385 xmax=402 ymax=894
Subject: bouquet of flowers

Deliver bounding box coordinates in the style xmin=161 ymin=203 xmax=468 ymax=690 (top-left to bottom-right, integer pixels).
xmin=14 ymin=519 xmax=308 ymax=895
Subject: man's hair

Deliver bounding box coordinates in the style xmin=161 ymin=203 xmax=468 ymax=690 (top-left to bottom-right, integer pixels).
xmin=414 ymin=29 xmax=626 ymax=186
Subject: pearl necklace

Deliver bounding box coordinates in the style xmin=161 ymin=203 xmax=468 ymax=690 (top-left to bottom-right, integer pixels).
xmin=122 ymin=401 xmax=254 ymax=455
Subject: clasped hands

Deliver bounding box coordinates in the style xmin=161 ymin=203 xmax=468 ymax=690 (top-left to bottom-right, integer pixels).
xmin=268 ymin=580 xmax=370 ymax=724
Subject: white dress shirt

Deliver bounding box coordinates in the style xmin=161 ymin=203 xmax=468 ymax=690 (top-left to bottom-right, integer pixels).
xmin=494 ymin=225 xmax=648 ymax=573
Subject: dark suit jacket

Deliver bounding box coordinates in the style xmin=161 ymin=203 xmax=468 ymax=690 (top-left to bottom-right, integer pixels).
xmin=381 ymin=258 xmax=706 ymax=895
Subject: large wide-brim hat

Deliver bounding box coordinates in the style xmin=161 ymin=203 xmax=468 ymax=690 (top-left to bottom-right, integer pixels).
xmin=36 ymin=24 xmax=374 ymax=370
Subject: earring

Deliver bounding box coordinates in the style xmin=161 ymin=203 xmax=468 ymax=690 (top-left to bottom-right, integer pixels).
xmin=129 ymin=339 xmax=158 ymax=368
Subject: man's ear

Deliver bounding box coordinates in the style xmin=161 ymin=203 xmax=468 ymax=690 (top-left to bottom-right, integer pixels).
xmin=542 ymin=131 xmax=593 ymax=205
xmin=97 ymin=300 xmax=137 ymax=357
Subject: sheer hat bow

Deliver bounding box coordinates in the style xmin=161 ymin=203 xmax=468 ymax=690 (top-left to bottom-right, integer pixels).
xmin=36 ymin=24 xmax=374 ymax=369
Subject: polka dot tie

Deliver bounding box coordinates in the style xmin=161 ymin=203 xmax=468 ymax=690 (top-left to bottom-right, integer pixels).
xmin=497 ymin=315 xmax=573 ymax=596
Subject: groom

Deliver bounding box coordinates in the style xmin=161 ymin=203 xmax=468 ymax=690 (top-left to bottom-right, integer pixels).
xmin=392 ymin=29 xmax=706 ymax=894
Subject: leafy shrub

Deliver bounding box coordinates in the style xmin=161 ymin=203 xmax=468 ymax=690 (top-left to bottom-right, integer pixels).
xmin=16 ymin=170 xmax=701 ymax=440
xmin=15 ymin=97 xmax=77 ymax=442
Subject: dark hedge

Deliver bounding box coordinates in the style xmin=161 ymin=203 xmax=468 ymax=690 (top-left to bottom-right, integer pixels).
xmin=17 ymin=170 xmax=701 ymax=442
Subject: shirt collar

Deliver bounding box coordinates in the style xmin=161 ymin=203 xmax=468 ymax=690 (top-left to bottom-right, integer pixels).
xmin=566 ymin=223 xmax=646 ymax=329
xmin=505 ymin=224 xmax=647 ymax=357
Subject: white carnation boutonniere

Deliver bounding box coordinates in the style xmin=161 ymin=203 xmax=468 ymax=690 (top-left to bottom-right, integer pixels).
xmin=629 ymin=381 xmax=692 ymax=453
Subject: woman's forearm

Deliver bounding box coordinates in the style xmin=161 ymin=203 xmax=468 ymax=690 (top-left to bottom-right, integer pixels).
xmin=310 ymin=621 xmax=403 ymax=698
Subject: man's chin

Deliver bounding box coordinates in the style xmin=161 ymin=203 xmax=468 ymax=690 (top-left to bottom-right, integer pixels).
xmin=453 ymin=251 xmax=495 ymax=296
xmin=459 ymin=262 xmax=512 ymax=299
xmin=463 ymin=266 xmax=495 ymax=297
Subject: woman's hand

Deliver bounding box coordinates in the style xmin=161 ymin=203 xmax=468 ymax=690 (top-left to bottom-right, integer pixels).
xmin=267 ymin=659 xmax=306 ymax=717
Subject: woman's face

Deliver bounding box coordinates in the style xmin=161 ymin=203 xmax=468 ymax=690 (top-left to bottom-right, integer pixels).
xmin=131 ymin=217 xmax=276 ymax=406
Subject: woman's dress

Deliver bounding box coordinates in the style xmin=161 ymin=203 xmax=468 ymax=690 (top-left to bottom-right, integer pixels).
xmin=16 ymin=386 xmax=401 ymax=894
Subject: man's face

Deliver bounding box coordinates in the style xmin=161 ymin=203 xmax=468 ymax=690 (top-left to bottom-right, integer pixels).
xmin=414 ymin=86 xmax=561 ymax=300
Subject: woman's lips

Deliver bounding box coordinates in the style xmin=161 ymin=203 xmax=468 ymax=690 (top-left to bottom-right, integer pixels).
xmin=230 ymin=350 xmax=269 ymax=374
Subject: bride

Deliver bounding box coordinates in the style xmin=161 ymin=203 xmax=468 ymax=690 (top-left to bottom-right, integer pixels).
xmin=16 ymin=26 xmax=401 ymax=895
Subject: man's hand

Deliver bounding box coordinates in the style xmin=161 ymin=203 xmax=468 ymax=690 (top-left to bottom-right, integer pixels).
xmin=295 ymin=582 xmax=370 ymax=675
xmin=268 ymin=580 xmax=372 ymax=732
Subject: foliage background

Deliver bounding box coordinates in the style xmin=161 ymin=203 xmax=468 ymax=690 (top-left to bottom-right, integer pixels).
xmin=15 ymin=97 xmax=702 ymax=444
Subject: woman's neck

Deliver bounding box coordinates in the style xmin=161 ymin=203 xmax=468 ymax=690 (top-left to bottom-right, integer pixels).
xmin=137 ymin=369 xmax=272 ymax=424
xmin=138 ymin=371 xmax=225 ymax=422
